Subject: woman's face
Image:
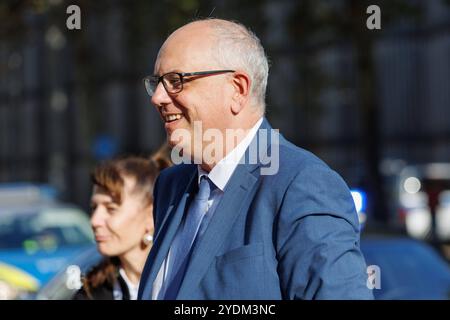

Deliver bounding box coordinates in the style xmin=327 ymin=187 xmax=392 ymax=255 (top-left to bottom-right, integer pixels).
xmin=90 ymin=176 xmax=153 ymax=257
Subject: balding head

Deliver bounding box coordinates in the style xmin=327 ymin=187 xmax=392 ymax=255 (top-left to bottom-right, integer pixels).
xmin=156 ymin=20 xmax=218 ymax=70
xmin=157 ymin=18 xmax=269 ymax=112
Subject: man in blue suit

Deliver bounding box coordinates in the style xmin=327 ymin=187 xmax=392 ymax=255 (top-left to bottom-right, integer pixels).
xmin=138 ymin=18 xmax=373 ymax=300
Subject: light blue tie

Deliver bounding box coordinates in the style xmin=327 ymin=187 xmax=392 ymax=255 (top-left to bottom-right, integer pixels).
xmin=162 ymin=175 xmax=213 ymax=299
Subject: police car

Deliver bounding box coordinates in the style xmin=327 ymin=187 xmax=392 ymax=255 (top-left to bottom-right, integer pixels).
xmin=0 ymin=184 xmax=94 ymax=299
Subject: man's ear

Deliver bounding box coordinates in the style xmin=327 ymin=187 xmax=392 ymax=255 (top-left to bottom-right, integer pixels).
xmin=230 ymin=72 xmax=251 ymax=114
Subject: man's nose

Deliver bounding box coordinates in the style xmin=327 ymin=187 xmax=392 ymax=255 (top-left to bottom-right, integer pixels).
xmin=151 ymin=81 xmax=172 ymax=108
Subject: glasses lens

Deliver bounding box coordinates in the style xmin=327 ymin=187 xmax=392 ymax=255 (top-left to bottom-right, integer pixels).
xmin=144 ymin=76 xmax=159 ymax=97
xmin=163 ymin=73 xmax=182 ymax=93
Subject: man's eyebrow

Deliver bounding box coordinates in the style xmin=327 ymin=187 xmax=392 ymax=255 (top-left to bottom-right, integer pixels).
xmin=155 ymin=69 xmax=183 ymax=76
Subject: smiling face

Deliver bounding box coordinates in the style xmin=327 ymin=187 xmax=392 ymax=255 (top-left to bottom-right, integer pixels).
xmin=90 ymin=176 xmax=153 ymax=258
xmin=151 ymin=22 xmax=237 ymax=163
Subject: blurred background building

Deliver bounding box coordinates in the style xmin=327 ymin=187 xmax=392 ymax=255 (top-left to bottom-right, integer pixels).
xmin=0 ymin=0 xmax=450 ymax=235
xmin=1 ymin=0 xmax=450 ymax=300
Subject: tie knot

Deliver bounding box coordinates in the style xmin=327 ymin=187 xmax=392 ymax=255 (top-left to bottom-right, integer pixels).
xmin=197 ymin=176 xmax=213 ymax=201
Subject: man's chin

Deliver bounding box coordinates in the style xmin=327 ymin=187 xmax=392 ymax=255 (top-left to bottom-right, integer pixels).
xmin=167 ymin=135 xmax=179 ymax=147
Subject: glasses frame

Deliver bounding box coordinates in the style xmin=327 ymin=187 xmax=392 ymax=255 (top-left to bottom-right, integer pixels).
xmin=143 ymin=69 xmax=235 ymax=96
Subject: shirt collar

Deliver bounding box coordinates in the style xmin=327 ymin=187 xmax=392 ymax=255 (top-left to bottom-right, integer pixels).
xmin=197 ymin=117 xmax=263 ymax=191
xmin=119 ymin=268 xmax=139 ymax=289
xmin=118 ymin=268 xmax=139 ymax=299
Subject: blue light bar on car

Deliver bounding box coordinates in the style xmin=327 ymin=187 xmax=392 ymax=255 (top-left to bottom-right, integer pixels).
xmin=350 ymin=189 xmax=366 ymax=213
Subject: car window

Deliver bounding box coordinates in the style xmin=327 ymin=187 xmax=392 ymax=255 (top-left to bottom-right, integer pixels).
xmin=0 ymin=207 xmax=94 ymax=250
xmin=36 ymin=246 xmax=103 ymax=300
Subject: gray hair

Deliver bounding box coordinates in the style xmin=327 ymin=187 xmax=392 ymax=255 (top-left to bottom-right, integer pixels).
xmin=203 ymin=19 xmax=269 ymax=113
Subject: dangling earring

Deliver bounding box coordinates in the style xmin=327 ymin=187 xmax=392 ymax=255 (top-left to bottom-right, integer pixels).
xmin=142 ymin=233 xmax=153 ymax=246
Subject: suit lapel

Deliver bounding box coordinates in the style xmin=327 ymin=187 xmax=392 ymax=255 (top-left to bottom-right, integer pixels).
xmin=142 ymin=118 xmax=277 ymax=299
xmin=140 ymin=167 xmax=197 ymax=299
xmin=177 ymin=162 xmax=260 ymax=299
xmin=176 ymin=119 xmax=275 ymax=299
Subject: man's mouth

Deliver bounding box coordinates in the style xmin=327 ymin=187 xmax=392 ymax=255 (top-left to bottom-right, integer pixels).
xmin=164 ymin=113 xmax=183 ymax=123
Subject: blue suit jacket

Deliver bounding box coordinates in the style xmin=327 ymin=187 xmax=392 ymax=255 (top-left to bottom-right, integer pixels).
xmin=138 ymin=119 xmax=373 ymax=300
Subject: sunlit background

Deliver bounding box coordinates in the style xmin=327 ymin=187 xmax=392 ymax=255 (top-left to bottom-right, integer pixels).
xmin=1 ymin=0 xmax=450 ymax=299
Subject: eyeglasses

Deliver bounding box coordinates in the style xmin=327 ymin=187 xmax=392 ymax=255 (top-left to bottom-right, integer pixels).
xmin=143 ymin=70 xmax=235 ymax=97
